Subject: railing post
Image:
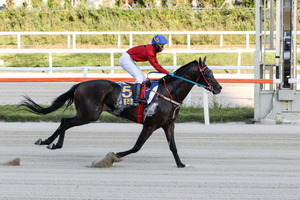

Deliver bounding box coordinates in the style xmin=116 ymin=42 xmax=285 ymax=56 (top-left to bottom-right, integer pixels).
xmin=118 ymin=34 xmax=121 ymax=48
xmin=246 ymin=33 xmax=250 ymax=49
xmin=173 ymin=52 xmax=177 ymax=67
xmin=237 ymin=51 xmax=241 ymax=74
xmin=203 ymin=88 xmax=210 ymax=125
xmin=83 ymin=68 xmax=88 ymax=77
xmin=168 ymin=34 xmax=172 ymax=48
xmin=67 ymin=34 xmax=71 ymax=49
xmin=49 ymin=52 xmax=52 ymax=74
xmin=129 ymin=33 xmax=133 ymax=48
xmin=187 ymin=33 xmax=191 ymax=49
xmin=72 ymin=33 xmax=76 ymax=49
xmin=110 ymin=52 xmax=114 ymax=74
xmin=17 ymin=34 xmax=21 ymax=50
xmin=185 ymin=92 xmax=191 ymax=106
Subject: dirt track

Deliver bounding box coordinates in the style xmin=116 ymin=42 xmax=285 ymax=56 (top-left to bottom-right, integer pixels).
xmin=1 ymin=122 xmax=299 ymax=199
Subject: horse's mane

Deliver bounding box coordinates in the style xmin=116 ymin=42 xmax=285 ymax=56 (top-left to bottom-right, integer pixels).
xmin=173 ymin=60 xmax=198 ymax=76
xmin=159 ymin=60 xmax=198 ymax=83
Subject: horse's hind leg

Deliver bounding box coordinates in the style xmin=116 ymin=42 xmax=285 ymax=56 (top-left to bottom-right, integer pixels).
xmin=35 ymin=126 xmax=63 ymax=146
xmin=48 ymin=115 xmax=97 ymax=150
xmin=36 ymin=112 xmax=99 ymax=150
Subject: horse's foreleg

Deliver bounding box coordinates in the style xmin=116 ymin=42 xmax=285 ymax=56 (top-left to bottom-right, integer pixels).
xmin=115 ymin=126 xmax=155 ymax=158
xmin=162 ymin=123 xmax=185 ymax=168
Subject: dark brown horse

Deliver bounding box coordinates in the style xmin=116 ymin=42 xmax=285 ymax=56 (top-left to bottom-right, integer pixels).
xmin=20 ymin=57 xmax=222 ymax=168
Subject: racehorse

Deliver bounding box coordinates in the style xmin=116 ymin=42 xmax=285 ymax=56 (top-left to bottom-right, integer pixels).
xmin=20 ymin=56 xmax=222 ymax=168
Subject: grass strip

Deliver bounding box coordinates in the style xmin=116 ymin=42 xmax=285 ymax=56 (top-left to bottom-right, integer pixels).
xmin=0 ymin=105 xmax=254 ymax=124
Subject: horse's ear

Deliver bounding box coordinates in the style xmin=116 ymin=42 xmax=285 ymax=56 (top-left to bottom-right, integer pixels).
xmin=203 ymin=56 xmax=206 ymax=65
xmin=199 ymin=57 xmax=202 ymax=66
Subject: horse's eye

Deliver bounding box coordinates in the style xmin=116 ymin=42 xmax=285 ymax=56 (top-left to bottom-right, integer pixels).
xmin=204 ymin=69 xmax=213 ymax=79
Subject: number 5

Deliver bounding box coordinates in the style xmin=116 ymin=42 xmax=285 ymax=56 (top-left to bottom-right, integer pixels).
xmin=122 ymin=86 xmax=132 ymax=98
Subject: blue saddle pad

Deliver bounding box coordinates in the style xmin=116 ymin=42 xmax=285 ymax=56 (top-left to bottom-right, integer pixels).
xmin=118 ymin=82 xmax=159 ymax=106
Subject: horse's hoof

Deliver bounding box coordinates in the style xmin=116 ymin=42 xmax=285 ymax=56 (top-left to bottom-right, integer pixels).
xmin=47 ymin=144 xmax=54 ymax=150
xmin=108 ymin=152 xmax=123 ymax=163
xmin=34 ymin=139 xmax=42 ymax=145
xmin=177 ymin=164 xmax=186 ymax=168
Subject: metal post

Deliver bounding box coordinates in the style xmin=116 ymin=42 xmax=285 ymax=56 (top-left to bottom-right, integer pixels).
xmin=254 ymin=0 xmax=262 ymax=120
xmin=292 ymin=0 xmax=297 ymax=89
xmin=276 ymin=0 xmax=282 ymax=87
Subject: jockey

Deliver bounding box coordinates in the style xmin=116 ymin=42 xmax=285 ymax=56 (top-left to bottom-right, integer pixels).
xmin=119 ymin=35 xmax=174 ymax=104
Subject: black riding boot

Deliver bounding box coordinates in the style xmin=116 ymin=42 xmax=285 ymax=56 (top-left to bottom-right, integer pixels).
xmin=133 ymin=83 xmax=147 ymax=104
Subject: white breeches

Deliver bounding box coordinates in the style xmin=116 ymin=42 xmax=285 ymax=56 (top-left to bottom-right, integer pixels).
xmin=119 ymin=52 xmax=146 ymax=84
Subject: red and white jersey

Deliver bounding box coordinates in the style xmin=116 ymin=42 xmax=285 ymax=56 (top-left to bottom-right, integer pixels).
xmin=126 ymin=44 xmax=169 ymax=74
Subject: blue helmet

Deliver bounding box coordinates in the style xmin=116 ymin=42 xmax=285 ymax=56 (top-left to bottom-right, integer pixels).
xmin=151 ymin=35 xmax=168 ymax=45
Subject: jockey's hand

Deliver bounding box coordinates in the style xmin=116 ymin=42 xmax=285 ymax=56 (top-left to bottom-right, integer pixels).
xmin=168 ymin=72 xmax=174 ymax=77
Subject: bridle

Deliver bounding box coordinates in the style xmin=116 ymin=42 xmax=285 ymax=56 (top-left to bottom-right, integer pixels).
xmin=197 ymin=62 xmax=214 ymax=92
xmin=147 ymin=61 xmax=215 ymax=106
xmin=170 ymin=61 xmax=214 ymax=92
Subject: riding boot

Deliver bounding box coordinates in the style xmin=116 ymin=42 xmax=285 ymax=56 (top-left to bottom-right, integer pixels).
xmin=133 ymin=83 xmax=147 ymax=104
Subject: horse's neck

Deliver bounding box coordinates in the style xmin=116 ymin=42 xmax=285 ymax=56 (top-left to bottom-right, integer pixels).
xmin=163 ymin=78 xmax=195 ymax=103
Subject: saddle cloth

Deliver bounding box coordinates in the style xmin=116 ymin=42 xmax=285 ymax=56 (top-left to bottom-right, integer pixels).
xmin=117 ymin=81 xmax=159 ymax=124
xmin=118 ymin=81 xmax=159 ymax=107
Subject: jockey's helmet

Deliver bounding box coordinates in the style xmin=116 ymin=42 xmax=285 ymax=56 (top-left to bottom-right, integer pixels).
xmin=151 ymin=35 xmax=168 ymax=45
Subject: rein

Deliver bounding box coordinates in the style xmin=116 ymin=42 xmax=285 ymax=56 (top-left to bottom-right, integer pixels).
xmin=148 ymin=88 xmax=182 ymax=106
xmin=172 ymin=75 xmax=206 ymax=88
xmin=147 ymin=71 xmax=205 ymax=87
xmin=146 ymin=62 xmax=212 ymax=106
xmin=147 ymin=63 xmax=209 ymax=88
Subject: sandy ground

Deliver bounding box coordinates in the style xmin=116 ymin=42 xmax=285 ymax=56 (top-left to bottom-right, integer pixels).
xmin=0 ymin=122 xmax=299 ymax=199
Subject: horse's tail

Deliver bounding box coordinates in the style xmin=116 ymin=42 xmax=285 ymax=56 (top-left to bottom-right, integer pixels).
xmin=20 ymin=83 xmax=81 ymax=115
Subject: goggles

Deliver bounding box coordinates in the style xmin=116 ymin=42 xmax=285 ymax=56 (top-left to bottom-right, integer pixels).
xmin=158 ymin=44 xmax=165 ymax=49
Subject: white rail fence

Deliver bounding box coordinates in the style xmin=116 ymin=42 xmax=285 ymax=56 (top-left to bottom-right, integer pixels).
xmin=0 ymin=49 xmax=256 ymax=75
xmin=0 ymin=31 xmax=258 ymax=50
xmin=1 ymin=31 xmax=299 ymax=50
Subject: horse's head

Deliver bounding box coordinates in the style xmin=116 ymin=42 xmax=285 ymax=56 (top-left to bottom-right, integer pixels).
xmin=198 ymin=56 xmax=222 ymax=95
